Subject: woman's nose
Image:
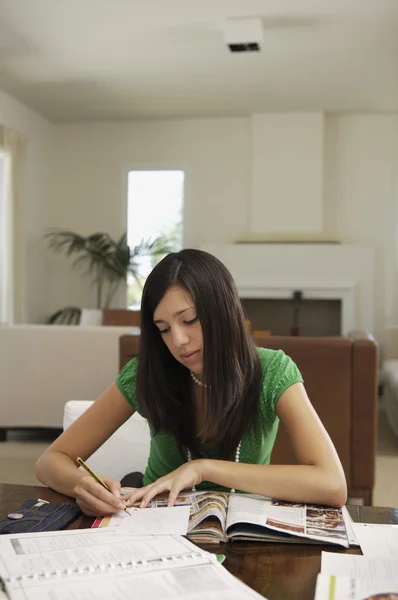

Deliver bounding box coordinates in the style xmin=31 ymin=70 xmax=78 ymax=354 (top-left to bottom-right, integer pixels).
xmin=172 ymin=326 xmax=190 ymax=347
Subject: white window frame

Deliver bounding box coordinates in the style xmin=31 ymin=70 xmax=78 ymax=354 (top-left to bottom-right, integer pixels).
xmin=125 ymin=165 xmax=187 ymax=307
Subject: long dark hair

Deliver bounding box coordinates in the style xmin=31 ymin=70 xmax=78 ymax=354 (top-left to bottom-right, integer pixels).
xmin=136 ymin=249 xmax=262 ymax=459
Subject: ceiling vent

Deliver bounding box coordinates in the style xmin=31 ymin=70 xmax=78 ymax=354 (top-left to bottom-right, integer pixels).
xmin=223 ymin=18 xmax=263 ymax=53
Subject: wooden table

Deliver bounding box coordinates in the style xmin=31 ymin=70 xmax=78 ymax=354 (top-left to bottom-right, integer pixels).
xmin=1 ymin=483 xmax=397 ymax=600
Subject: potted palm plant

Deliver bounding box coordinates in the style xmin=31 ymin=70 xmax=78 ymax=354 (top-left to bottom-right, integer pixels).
xmin=45 ymin=229 xmax=171 ymax=324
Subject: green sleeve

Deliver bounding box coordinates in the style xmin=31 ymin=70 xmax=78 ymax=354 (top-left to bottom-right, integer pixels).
xmin=260 ymin=348 xmax=304 ymax=416
xmin=115 ymin=358 xmax=140 ymax=413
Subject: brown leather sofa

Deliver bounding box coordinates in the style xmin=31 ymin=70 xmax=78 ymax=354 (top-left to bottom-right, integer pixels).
xmin=119 ymin=331 xmax=378 ymax=505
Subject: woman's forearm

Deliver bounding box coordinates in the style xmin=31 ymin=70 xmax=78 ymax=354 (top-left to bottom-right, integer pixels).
xmin=201 ymin=460 xmax=347 ymax=507
xmin=35 ymin=451 xmax=86 ymax=498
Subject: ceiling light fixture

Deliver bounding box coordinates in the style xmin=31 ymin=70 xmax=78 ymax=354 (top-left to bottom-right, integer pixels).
xmin=223 ymin=18 xmax=263 ymax=53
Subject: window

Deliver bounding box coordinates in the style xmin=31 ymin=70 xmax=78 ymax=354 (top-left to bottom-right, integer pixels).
xmin=127 ymin=170 xmax=184 ymax=307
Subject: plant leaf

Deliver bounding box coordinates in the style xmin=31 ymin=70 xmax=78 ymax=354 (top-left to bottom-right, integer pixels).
xmin=44 ymin=228 xmax=174 ymax=311
xmin=47 ymin=306 xmax=82 ymax=325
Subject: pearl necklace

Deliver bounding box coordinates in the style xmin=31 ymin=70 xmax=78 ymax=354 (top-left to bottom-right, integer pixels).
xmin=187 ymin=441 xmax=242 ymax=494
xmin=188 ymin=369 xmax=241 ymax=493
xmin=189 ymin=370 xmax=208 ymax=388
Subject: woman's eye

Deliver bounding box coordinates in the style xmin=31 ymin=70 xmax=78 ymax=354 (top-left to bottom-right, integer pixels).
xmin=184 ymin=316 xmax=199 ymax=325
xmin=159 ymin=327 xmax=170 ymax=334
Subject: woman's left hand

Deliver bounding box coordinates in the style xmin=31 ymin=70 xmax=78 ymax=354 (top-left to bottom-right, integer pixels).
xmin=123 ymin=460 xmax=207 ymax=508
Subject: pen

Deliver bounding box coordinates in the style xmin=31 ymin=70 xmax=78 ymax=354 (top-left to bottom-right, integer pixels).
xmin=77 ymin=457 xmax=132 ymax=516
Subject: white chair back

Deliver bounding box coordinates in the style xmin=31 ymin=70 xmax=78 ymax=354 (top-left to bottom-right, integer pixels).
xmin=63 ymin=400 xmax=150 ymax=481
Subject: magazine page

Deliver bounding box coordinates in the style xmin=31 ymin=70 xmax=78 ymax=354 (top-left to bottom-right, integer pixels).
xmin=187 ymin=492 xmax=228 ymax=534
xmin=225 ymin=495 xmax=349 ymax=547
xmin=341 ymin=506 xmax=360 ymax=546
xmin=315 ymin=574 xmax=398 ymax=600
xmin=93 ymin=491 xmax=229 ymax=541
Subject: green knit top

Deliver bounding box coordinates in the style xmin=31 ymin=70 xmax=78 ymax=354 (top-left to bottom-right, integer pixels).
xmin=116 ymin=348 xmax=303 ymax=492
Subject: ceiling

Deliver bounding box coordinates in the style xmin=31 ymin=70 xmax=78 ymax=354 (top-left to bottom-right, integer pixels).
xmin=0 ymin=0 xmax=397 ymax=122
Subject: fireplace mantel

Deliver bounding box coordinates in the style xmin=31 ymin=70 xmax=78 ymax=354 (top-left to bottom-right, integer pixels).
xmin=200 ymin=243 xmax=374 ymax=335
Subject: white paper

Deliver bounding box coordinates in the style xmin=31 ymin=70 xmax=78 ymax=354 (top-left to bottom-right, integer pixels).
xmin=107 ymin=491 xmax=228 ymax=535
xmin=0 ymin=529 xmax=200 ymax=579
xmin=115 ymin=505 xmax=190 ymax=535
xmin=351 ymin=523 xmax=398 ymax=558
xmin=315 ymin=574 xmax=398 ymax=600
xmin=4 ymin=558 xmax=264 ymax=600
xmin=321 ymin=551 xmax=398 ymax=580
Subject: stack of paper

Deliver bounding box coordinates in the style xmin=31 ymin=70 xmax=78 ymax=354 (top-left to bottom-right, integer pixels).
xmin=350 ymin=522 xmax=398 ymax=559
xmin=315 ymin=549 xmax=398 ymax=599
xmin=315 ymin=508 xmax=398 ymax=598
xmin=0 ymin=529 xmax=265 ymax=600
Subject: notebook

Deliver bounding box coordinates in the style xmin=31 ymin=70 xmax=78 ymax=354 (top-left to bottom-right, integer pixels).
xmin=95 ymin=490 xmax=350 ymax=547
xmin=0 ymin=529 xmax=263 ymax=600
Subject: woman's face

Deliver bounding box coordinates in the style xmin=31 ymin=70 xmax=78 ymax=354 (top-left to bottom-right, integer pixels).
xmin=153 ymin=286 xmax=204 ymax=375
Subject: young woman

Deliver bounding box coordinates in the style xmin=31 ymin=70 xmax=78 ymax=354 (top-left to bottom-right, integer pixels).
xmin=36 ymin=249 xmax=347 ymax=516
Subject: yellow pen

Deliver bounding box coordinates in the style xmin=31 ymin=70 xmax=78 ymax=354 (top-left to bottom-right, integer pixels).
xmin=77 ymin=457 xmax=132 ymax=516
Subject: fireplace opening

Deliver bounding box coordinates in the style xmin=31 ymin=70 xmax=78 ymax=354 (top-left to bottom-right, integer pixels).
xmin=240 ymin=297 xmax=342 ymax=337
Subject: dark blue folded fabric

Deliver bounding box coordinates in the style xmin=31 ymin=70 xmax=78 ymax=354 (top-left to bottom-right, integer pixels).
xmin=0 ymin=499 xmax=82 ymax=534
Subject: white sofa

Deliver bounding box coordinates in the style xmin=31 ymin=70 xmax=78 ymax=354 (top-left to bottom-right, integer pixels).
xmin=1 ymin=324 xmax=137 ymax=431
xmin=381 ymin=326 xmax=398 ymax=437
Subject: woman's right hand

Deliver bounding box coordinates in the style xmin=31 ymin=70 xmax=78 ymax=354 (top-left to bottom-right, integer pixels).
xmin=73 ymin=475 xmax=127 ymax=516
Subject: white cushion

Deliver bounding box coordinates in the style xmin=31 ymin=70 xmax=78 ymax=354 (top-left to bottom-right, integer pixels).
xmin=63 ymin=400 xmax=150 ymax=481
xmin=382 ymin=360 xmax=398 ymax=389
xmin=382 ymin=360 xmax=398 ymax=438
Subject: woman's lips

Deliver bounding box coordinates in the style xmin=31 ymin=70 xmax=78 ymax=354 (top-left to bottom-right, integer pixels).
xmin=181 ymin=350 xmax=200 ymax=363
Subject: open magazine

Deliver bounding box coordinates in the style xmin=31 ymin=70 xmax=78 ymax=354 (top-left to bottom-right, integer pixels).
xmin=93 ymin=491 xmax=350 ymax=548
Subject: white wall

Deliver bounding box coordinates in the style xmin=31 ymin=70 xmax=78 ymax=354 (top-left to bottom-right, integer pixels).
xmin=325 ymin=114 xmax=398 ymax=346
xmin=250 ymin=113 xmax=324 ymax=234
xmin=48 ymin=114 xmax=398 ymax=345
xmin=4 ymin=107 xmax=395 ymax=346
xmin=0 ymin=90 xmax=54 ymax=323
xmin=48 ymin=118 xmax=250 ymax=314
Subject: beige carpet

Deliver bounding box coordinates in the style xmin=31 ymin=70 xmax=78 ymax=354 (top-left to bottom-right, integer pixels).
xmin=1 ymin=410 xmax=397 ymax=507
